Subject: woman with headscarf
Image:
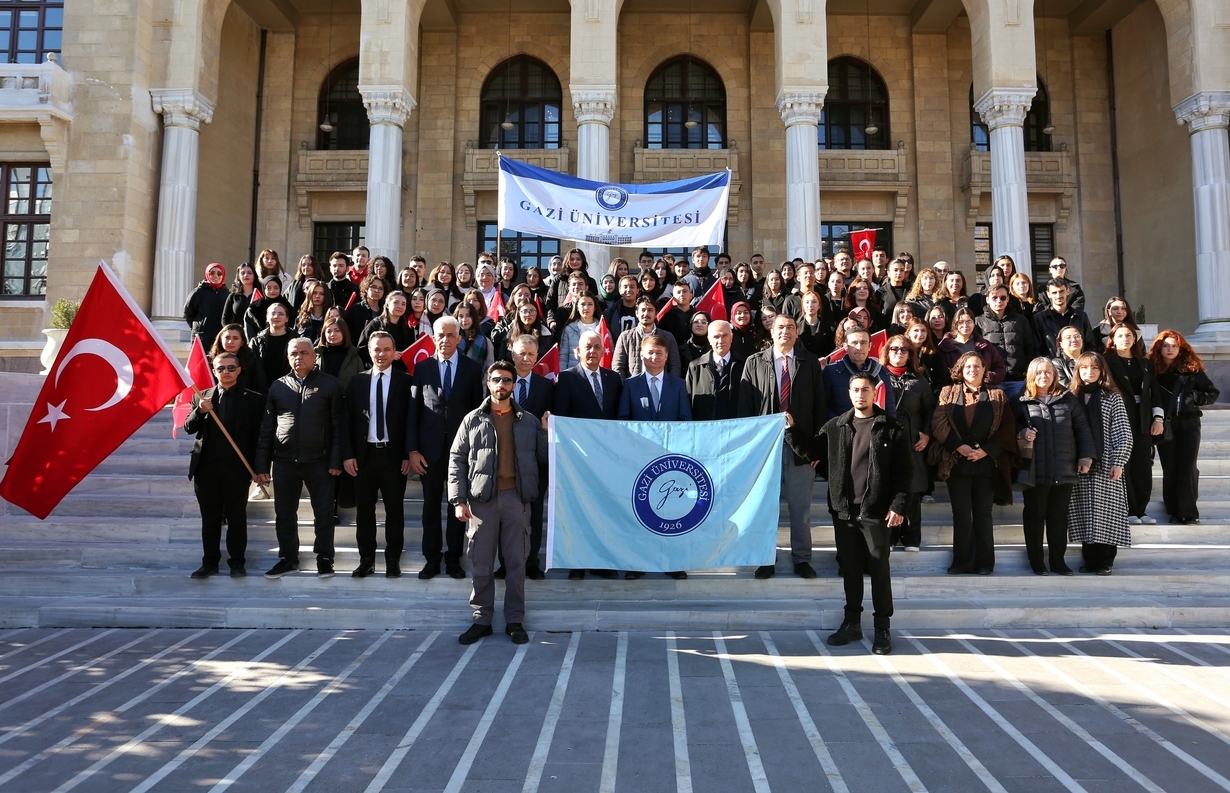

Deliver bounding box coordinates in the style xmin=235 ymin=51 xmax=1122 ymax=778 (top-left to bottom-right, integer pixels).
xmin=183 ymin=261 xmax=230 ymax=350
xmin=243 ymin=275 xmax=290 ymax=340
xmin=476 ymin=262 xmax=500 ymax=310
xmin=729 ymin=301 xmax=760 ymax=360
xmin=681 ymin=311 xmax=712 ymax=368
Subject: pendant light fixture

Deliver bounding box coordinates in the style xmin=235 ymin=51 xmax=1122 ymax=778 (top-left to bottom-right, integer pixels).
xmin=863 ymin=0 xmax=878 ymax=137
xmin=319 ymin=0 xmax=335 ymax=134
xmin=1041 ymin=0 xmax=1056 ymax=135
xmin=501 ymin=0 xmax=515 ymax=132
xmin=684 ymin=0 xmax=698 ymax=130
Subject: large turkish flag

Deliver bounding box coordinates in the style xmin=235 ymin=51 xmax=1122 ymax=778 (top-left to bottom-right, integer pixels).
xmin=0 ymin=263 xmax=192 ymax=519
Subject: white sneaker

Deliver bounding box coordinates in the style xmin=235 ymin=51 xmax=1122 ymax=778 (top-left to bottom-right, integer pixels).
xmin=1127 ymin=516 xmax=1142 ymax=525
xmin=904 ymin=546 xmax=920 ymax=553
xmin=1141 ymin=515 xmax=1157 ymax=524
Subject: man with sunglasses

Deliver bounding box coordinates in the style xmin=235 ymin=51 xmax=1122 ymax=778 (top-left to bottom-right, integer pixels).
xmin=183 ymin=351 xmax=266 ymax=578
xmin=1035 ymin=256 xmax=1086 ymax=312
xmin=975 ymin=283 xmax=1036 ymax=402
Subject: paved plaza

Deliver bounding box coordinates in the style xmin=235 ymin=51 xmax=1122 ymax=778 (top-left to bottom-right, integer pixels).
xmin=0 ymin=627 xmax=1228 ymax=792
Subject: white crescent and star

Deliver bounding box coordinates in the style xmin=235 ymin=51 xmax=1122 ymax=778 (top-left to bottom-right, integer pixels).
xmin=38 ymin=339 xmax=135 ymax=431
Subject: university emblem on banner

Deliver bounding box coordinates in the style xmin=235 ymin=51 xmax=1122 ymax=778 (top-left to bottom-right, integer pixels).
xmin=595 ymin=185 xmax=629 ymax=211
xmin=632 ymin=454 xmax=714 ymax=536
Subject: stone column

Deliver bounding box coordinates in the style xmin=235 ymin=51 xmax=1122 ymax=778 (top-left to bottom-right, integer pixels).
xmin=571 ymin=85 xmax=616 ymax=264
xmin=150 ymin=89 xmax=214 ymax=332
xmin=777 ymin=90 xmax=824 ymax=261
xmin=360 ymin=88 xmax=415 ymax=265
xmin=973 ymin=88 xmax=1035 ymax=272
xmin=1175 ymin=92 xmax=1230 ymax=341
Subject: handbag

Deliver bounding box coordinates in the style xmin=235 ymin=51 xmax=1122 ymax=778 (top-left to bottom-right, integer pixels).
xmin=1013 ymin=454 xmax=1036 ymax=490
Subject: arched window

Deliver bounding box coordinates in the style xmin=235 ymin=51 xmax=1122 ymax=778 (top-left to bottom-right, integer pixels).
xmin=644 ymin=56 xmax=726 ymax=149
xmin=480 ymin=56 xmax=562 ymax=149
xmin=819 ymin=57 xmax=890 ymax=150
xmin=317 ymin=59 xmax=369 ymax=150
xmin=969 ymin=78 xmax=1052 ymax=152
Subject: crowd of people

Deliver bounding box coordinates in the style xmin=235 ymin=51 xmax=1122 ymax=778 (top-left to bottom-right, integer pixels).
xmin=181 ymin=243 xmax=1220 ymax=653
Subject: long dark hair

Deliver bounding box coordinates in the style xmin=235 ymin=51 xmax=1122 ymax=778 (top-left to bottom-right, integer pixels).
xmin=1068 ymin=352 xmax=1121 ymax=396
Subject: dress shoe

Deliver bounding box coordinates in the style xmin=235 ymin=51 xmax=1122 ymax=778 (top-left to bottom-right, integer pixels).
xmin=506 ymin=623 xmax=529 ymax=644
xmin=526 ymin=564 xmax=546 ymax=581
xmin=666 ymin=571 xmax=688 ymax=580
xmin=458 ymin=623 xmax=493 ymax=645
xmin=1030 ymin=561 xmax=1049 ymax=576
xmin=1079 ymin=564 xmax=1094 ymax=573
xmin=976 ymin=567 xmax=993 ymax=575
xmin=826 ymin=620 xmax=863 ymax=646
xmin=1187 ymin=518 xmax=1202 ymax=525
xmin=1096 ymin=566 xmax=1113 ymax=576
xmin=385 ymin=560 xmax=401 ymax=578
xmin=624 ymin=571 xmax=644 ymax=580
xmin=191 ymin=563 xmax=219 ymax=579
xmin=352 ymin=559 xmax=376 ymax=578
xmin=493 ymin=566 xmax=506 ymax=580
xmin=590 ymin=569 xmax=618 ymax=579
xmin=1051 ymin=564 xmax=1075 ymax=576
xmin=446 ymin=561 xmax=467 ymax=580
xmin=754 ymin=565 xmax=776 ymax=579
xmin=229 ymin=564 xmax=246 ymax=578
xmin=794 ymin=562 xmax=817 ymax=579
xmin=872 ymin=629 xmax=892 ymax=655
xmin=264 ymin=558 xmax=299 ymax=579
xmin=317 ymin=558 xmax=335 ymax=578
xmin=567 ymin=569 xmax=586 ymax=580
xmin=418 ymin=561 xmax=441 ymax=580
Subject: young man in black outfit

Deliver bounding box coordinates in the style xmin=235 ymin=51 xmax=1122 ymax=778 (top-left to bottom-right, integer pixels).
xmin=818 ymin=372 xmax=914 ymax=655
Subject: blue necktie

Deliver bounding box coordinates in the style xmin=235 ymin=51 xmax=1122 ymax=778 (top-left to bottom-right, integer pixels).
xmin=442 ymin=359 xmax=453 ymax=402
xmin=518 ymin=378 xmax=528 ymax=405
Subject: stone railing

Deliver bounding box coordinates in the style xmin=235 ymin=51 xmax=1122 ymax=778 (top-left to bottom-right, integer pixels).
xmin=0 ymin=56 xmax=73 ymax=172
xmin=294 ymin=147 xmax=369 ymax=229
xmin=817 ymin=143 xmax=911 ymax=232
xmin=462 ymin=147 xmax=570 ymax=229
xmin=962 ymin=144 xmax=1078 ymax=229
xmin=632 ymin=146 xmax=741 ymax=224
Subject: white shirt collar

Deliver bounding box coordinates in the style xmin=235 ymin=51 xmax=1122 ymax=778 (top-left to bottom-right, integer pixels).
xmin=772 ymin=347 xmax=796 ymax=362
xmin=438 ymin=350 xmax=460 ymax=367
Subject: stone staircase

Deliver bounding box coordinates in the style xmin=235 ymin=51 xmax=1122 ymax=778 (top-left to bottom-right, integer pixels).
xmin=1 ymin=371 xmax=1228 ymax=630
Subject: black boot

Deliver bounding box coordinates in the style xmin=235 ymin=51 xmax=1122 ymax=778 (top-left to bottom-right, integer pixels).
xmin=827 ymin=618 xmax=863 ymax=646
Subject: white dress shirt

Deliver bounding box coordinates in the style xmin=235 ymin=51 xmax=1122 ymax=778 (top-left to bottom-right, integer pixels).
xmin=367 ymin=366 xmax=392 ymax=443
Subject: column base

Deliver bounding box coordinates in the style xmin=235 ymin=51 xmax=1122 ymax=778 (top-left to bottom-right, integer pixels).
xmin=152 ymin=319 xmax=192 ymax=345
xmin=1185 ymin=320 xmax=1230 ymax=346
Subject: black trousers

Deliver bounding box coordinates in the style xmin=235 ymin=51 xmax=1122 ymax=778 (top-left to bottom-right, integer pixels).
xmin=1124 ymin=420 xmax=1155 ymax=518
xmin=947 ymin=474 xmax=995 ymax=572
xmin=1158 ymin=415 xmax=1202 ymax=520
xmin=272 ymin=460 xmax=335 ymax=562
xmin=193 ymin=465 xmax=249 ymax=567
xmin=421 ymin=452 xmax=465 ymax=564
xmin=1022 ymin=483 xmax=1072 ymax=570
xmin=891 ymin=494 xmax=922 ymax=548
xmin=832 ymin=516 xmax=893 ymax=630
xmin=354 ymin=445 xmax=408 ymax=562
xmin=1082 ymin=543 xmax=1118 ymax=569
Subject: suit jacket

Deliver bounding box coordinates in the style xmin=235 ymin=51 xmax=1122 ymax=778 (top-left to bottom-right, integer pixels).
xmin=737 ymin=347 xmax=827 ymax=465
xmin=184 ymin=385 xmax=265 ymax=479
xmin=341 ymin=367 xmax=413 ymax=467
xmin=686 ymin=352 xmax=743 ymax=421
xmin=554 ymin=364 xmax=623 ymax=419
xmin=514 ymin=371 xmax=555 ymax=420
xmin=617 ymin=372 xmax=692 ymax=421
xmin=407 ymin=354 xmax=485 ymax=461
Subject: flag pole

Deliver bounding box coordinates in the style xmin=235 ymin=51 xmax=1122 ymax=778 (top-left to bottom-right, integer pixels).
xmin=192 ymin=386 xmax=271 ymax=499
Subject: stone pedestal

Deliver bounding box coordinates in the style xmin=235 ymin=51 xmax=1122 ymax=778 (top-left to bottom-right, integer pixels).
xmin=150 ymin=89 xmax=214 ymax=326
xmin=571 ymin=86 xmax=615 ymax=266
xmin=777 ymin=91 xmax=824 ymax=261
xmin=973 ymin=88 xmax=1035 ymax=274
xmin=1175 ymin=92 xmax=1230 ymax=342
xmin=361 ymin=88 xmax=415 ymax=266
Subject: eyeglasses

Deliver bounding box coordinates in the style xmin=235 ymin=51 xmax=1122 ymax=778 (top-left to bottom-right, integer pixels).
xmin=214 ymin=365 xmax=239 ymax=373
xmin=887 ymin=346 xmax=911 ymax=353
xmin=489 ymin=376 xmax=514 ymax=384
xmin=989 ymin=295 xmax=1009 ymax=301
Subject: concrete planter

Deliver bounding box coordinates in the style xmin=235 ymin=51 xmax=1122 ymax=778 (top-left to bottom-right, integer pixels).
xmin=1139 ymin=323 xmax=1159 ymax=348
xmin=39 ymin=328 xmax=67 ymax=375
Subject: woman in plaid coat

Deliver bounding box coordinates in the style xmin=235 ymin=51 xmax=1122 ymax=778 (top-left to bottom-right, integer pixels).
xmin=1067 ymin=352 xmax=1134 ymax=574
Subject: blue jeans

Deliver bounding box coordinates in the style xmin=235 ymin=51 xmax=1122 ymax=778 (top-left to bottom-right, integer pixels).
xmin=999 ymin=379 xmax=1025 ymax=402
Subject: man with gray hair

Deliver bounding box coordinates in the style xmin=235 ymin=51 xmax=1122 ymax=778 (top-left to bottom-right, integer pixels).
xmin=255 ymin=336 xmax=345 ymax=579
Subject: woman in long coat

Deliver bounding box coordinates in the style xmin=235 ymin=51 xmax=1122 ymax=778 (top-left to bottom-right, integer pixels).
xmin=882 ymin=335 xmax=935 ymax=551
xmin=1067 ymin=352 xmax=1133 ymax=574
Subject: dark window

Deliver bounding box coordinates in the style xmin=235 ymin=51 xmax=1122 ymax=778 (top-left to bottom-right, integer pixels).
xmin=644 ymin=56 xmax=725 ymax=150
xmin=821 ymin=222 xmax=892 ymax=261
xmin=970 ymin=78 xmax=1052 ymax=153
xmin=480 ymin=56 xmax=562 ymax=150
xmin=1029 ymin=223 xmax=1055 ymax=291
xmin=317 ymin=59 xmax=369 ymax=151
xmin=1 ymin=163 xmax=51 ymax=297
xmin=974 ymin=223 xmax=993 ymax=272
xmin=0 ymin=1 xmax=61 ymax=65
xmin=479 ymin=222 xmax=560 ymax=271
xmin=819 ymin=57 xmax=890 ymax=150
xmin=313 ymin=222 xmax=364 ymax=267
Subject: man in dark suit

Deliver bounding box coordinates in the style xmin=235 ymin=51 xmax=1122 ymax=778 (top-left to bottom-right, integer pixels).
xmin=184 ymin=351 xmax=265 ymax=578
xmin=686 ymin=320 xmax=743 ymax=420
xmin=342 ymin=331 xmax=412 ymax=578
xmin=738 ymin=313 xmax=827 ymax=579
xmin=501 ymin=335 xmax=554 ymax=580
xmin=408 ymin=316 xmax=485 ymax=579
xmin=543 ymin=330 xmax=623 ymax=579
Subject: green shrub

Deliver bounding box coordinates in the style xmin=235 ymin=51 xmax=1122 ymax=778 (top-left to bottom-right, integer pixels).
xmin=49 ymin=298 xmax=80 ymax=329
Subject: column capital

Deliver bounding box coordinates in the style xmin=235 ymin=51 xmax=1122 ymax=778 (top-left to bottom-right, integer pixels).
xmin=776 ymin=89 xmax=825 ymax=127
xmin=973 ymin=88 xmax=1036 ymax=130
xmin=570 ymin=85 xmax=616 ymax=126
xmin=360 ymin=87 xmax=416 ymax=126
xmin=1174 ymin=91 xmax=1230 ymax=133
xmin=150 ymin=88 xmax=215 ymax=131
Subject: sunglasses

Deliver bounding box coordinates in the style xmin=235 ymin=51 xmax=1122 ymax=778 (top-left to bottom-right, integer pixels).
xmin=887 ymin=346 xmax=911 ymax=353
xmin=214 ymin=364 xmax=239 ymax=373
xmin=489 ymin=376 xmax=514 ymax=384
xmin=1050 ymin=263 xmax=1067 ymax=269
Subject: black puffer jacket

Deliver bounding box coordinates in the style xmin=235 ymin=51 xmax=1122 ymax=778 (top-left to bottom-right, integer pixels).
xmin=887 ymin=369 xmax=935 ymax=493
xmin=255 ymin=368 xmax=345 ymax=471
xmin=976 ymin=307 xmax=1037 ymax=380
xmin=1014 ymin=391 xmax=1097 ymax=486
xmin=183 ymin=280 xmax=229 ymax=347
xmin=817 ymin=407 xmax=914 ymax=522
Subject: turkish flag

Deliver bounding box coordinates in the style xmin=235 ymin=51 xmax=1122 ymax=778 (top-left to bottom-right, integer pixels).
xmin=849 ymin=229 xmax=876 ymax=261
xmin=348 ymin=265 xmax=367 ymax=287
xmin=251 ymin=287 xmax=263 ymax=302
xmin=533 ymin=344 xmax=560 ymax=382
xmin=695 ymin=280 xmax=728 ymax=321
xmin=171 ymin=335 xmax=214 ymax=438
xmin=487 ymin=289 xmax=505 ymax=323
xmin=0 ymin=263 xmax=193 ymax=519
xmin=656 ymin=298 xmax=675 ymax=323
xmin=597 ymin=317 xmax=614 ymax=369
xmin=401 ymin=334 xmax=436 ymax=375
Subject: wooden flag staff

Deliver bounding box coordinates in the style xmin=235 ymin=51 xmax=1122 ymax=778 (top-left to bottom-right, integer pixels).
xmin=192 ymin=386 xmax=271 ymax=499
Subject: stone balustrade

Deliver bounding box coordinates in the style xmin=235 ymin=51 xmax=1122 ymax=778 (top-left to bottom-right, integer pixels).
xmin=817 ymin=143 xmax=910 ymax=231
xmin=963 ymin=145 xmax=1077 ymax=230
xmin=0 ymin=56 xmax=73 ymax=173
xmin=294 ymin=148 xmax=369 ymax=229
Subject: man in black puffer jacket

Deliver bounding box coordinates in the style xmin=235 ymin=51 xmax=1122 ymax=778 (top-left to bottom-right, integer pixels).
xmin=975 ymin=284 xmax=1037 ymax=401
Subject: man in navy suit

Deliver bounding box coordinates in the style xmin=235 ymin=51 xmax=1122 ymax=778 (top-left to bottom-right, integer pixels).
xmin=408 ymin=316 xmax=485 ymax=579
xmin=543 ymin=330 xmax=622 ymax=579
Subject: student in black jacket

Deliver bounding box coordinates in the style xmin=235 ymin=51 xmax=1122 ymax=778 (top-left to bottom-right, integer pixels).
xmin=221 ymin=263 xmax=259 ymax=328
xmin=183 ymin=262 xmax=229 ymax=349
xmin=1105 ymin=322 xmax=1165 ymax=523
xmin=1033 ymin=278 xmax=1095 ymax=358
xmin=1151 ymin=331 xmax=1221 ymax=524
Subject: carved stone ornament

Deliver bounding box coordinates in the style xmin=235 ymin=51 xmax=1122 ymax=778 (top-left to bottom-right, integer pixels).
xmin=776 ymin=90 xmax=825 ymax=127
xmin=150 ymin=88 xmax=215 ymax=131
xmin=972 ymin=88 xmax=1035 ymax=130
xmin=1174 ymin=91 xmax=1230 ymax=134
xmin=360 ymin=88 xmax=416 ymax=126
xmin=571 ymin=86 xmax=617 ymax=125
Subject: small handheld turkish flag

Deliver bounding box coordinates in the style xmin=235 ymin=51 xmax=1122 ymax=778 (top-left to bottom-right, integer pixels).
xmin=0 ymin=263 xmax=193 ymax=519
xmin=533 ymin=344 xmax=560 ymax=382
xmin=487 ymin=289 xmax=505 ymax=323
xmin=656 ymin=298 xmax=675 ymax=323
xmin=597 ymin=316 xmax=614 ymax=369
xmin=401 ymin=334 xmax=437 ymax=376
xmin=695 ymin=280 xmax=728 ymax=321
xmin=171 ymin=335 xmax=214 ymax=439
xmin=849 ymin=229 xmax=876 ymax=261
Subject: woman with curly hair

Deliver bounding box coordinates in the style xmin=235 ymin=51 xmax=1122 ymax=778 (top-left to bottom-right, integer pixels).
xmin=906 ymin=267 xmax=940 ymax=318
xmin=1150 ymin=330 xmax=1221 ymax=524
xmin=843 ymin=275 xmax=886 ymax=332
xmin=295 ymin=279 xmax=334 ymax=344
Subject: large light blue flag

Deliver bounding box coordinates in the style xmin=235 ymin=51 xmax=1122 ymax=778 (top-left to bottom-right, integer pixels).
xmin=546 ymin=415 xmax=785 ymax=572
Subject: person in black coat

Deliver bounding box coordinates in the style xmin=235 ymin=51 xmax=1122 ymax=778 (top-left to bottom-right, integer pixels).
xmin=183 ymin=351 xmax=265 ymax=578
xmin=686 ymin=320 xmax=743 ymax=420
xmin=1033 ymin=279 xmax=1095 ymax=358
xmin=243 ymin=276 xmax=291 ymax=340
xmin=407 ymin=316 xmax=486 ymax=580
xmin=221 ymin=263 xmax=259 ymax=329
xmin=248 ymin=302 xmax=298 ymax=387
xmin=346 ymin=274 xmax=386 ymax=341
xmin=1105 ymin=323 xmax=1166 ymax=523
xmin=882 ymin=336 xmax=935 ymax=550
xmin=737 ymin=313 xmax=827 ymax=579
xmin=976 ymin=284 xmax=1037 ymax=401
xmin=342 ymin=331 xmax=413 ymax=578
xmin=817 ymin=374 xmax=913 ymax=655
xmin=503 ymin=335 xmax=555 ymax=579
xmin=326 ymin=252 xmax=358 ymax=310
xmin=183 ymin=262 xmax=229 ymax=349
xmin=209 ymin=323 xmax=268 ymax=394
xmin=1151 ymin=331 xmax=1221 ymax=524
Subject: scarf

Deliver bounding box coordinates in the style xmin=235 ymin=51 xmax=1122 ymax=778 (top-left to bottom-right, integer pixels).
xmin=885 ymin=364 xmax=908 ymax=377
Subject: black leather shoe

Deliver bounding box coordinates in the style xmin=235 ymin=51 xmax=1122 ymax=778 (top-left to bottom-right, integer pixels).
xmin=526 ymin=565 xmax=546 ymax=581
xmin=446 ymin=561 xmax=467 ymax=579
xmin=493 ymin=566 xmax=506 ymax=580
xmin=459 ymin=623 xmax=493 ymax=645
xmin=385 ymin=560 xmax=401 ymax=578
xmin=624 ymin=571 xmax=644 ymax=580
xmin=1096 ymin=566 xmax=1113 ymax=576
xmin=754 ymin=565 xmax=775 ymax=579
xmin=827 ymin=621 xmax=863 ymax=646
xmin=1030 ymin=561 xmax=1049 ymax=576
xmin=666 ymin=571 xmax=688 ymax=580
xmin=567 ymin=569 xmax=586 ymax=580
xmin=1079 ymin=564 xmax=1093 ymax=573
xmin=191 ymin=563 xmax=218 ymax=579
xmin=229 ymin=564 xmax=246 ymax=578
xmin=352 ymin=559 xmax=376 ymax=578
xmin=418 ymin=561 xmax=441 ymax=580
xmin=794 ymin=562 xmax=817 ymax=579
xmin=976 ymin=567 xmax=993 ymax=575
xmin=1052 ymin=564 xmax=1075 ymax=576
xmin=317 ymin=558 xmax=335 ymax=578
xmin=872 ymin=629 xmax=892 ymax=655
xmin=590 ymin=569 xmax=618 ymax=579
xmin=506 ymin=623 xmax=529 ymax=644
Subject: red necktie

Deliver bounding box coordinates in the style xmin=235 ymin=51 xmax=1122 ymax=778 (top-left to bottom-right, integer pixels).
xmin=779 ymin=356 xmax=791 ymax=413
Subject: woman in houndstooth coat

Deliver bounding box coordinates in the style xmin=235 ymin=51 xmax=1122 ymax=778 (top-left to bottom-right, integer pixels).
xmin=1068 ymin=352 xmax=1134 ymax=574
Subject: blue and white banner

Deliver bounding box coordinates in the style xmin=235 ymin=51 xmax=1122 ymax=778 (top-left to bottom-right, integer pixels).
xmin=546 ymin=415 xmax=785 ymax=572
xmin=498 ymin=156 xmax=730 ymax=248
